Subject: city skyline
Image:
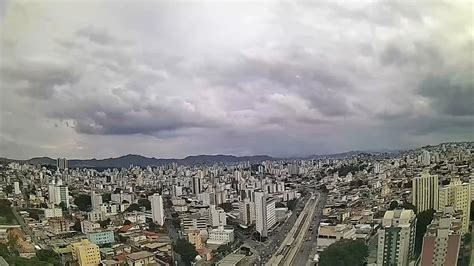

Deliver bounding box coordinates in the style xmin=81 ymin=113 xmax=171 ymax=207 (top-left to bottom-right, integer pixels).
xmin=1 ymin=1 xmax=473 ymax=159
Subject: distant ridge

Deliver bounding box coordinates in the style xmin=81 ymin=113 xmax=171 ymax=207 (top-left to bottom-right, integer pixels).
xmin=1 ymin=141 xmax=471 ymax=168
xmin=0 ymin=154 xmax=273 ymax=168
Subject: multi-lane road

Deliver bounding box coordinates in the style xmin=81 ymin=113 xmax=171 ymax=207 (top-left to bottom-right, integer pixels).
xmin=266 ymin=190 xmax=326 ymax=266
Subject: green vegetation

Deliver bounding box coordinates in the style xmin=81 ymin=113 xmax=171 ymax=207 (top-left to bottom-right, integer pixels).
xmin=102 ymin=193 xmax=111 ymax=203
xmin=148 ymin=221 xmax=166 ymax=233
xmin=388 ymin=201 xmax=398 ymax=210
xmin=415 ymin=209 xmax=435 ymax=255
xmin=0 ymin=243 xmax=60 ymax=266
xmin=4 ymin=185 xmax=13 ymax=195
xmin=126 ymin=203 xmax=141 ymax=212
xmin=73 ymin=194 xmax=91 ymax=211
xmin=36 ymin=249 xmax=61 ymax=265
xmin=173 ymin=238 xmax=198 ymax=265
xmin=138 ymin=198 xmax=151 ymax=210
xmin=388 ymin=201 xmax=417 ymax=213
xmin=218 ymin=202 xmax=233 ymax=212
xmin=319 ymin=239 xmax=368 ymax=266
xmin=0 ymin=199 xmax=17 ymax=225
xmin=99 ymin=218 xmax=111 ymax=228
xmin=287 ymin=199 xmax=297 ymax=211
xmin=71 ymin=219 xmax=82 ymax=232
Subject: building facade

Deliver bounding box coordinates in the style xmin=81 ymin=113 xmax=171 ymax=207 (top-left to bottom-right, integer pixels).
xmin=70 ymin=239 xmax=101 ymax=266
xmin=376 ymin=210 xmax=416 ymax=266
xmin=438 ymin=178 xmax=471 ymax=234
xmin=420 ymin=207 xmax=462 ymax=266
xmin=149 ymin=193 xmax=164 ymax=226
xmin=412 ymin=171 xmax=439 ymax=213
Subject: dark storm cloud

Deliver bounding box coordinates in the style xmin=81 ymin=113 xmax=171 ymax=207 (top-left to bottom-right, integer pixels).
xmin=418 ymin=75 xmax=474 ymax=116
xmin=61 ymin=96 xmax=218 ymax=135
xmin=1 ymin=1 xmax=472 ymax=159
xmin=1 ymin=57 xmax=78 ymax=99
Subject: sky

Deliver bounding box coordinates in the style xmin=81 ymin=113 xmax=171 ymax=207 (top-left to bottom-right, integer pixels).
xmin=0 ymin=0 xmax=473 ymax=159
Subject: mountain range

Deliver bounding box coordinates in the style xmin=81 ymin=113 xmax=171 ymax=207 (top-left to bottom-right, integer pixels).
xmin=0 ymin=154 xmax=274 ymax=168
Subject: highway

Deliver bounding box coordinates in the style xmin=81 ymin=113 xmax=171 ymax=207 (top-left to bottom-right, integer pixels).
xmin=266 ymin=191 xmax=321 ymax=266
xmin=293 ymin=192 xmax=326 ymax=266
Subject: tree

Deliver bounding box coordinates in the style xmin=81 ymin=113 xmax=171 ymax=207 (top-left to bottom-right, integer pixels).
xmin=319 ymin=239 xmax=368 ymax=266
xmin=58 ymin=202 xmax=67 ymax=211
xmin=415 ymin=209 xmax=435 ymax=255
xmin=388 ymin=201 xmax=398 ymax=210
xmin=0 ymin=243 xmax=8 ymax=258
xmin=5 ymin=185 xmax=13 ymax=195
xmin=287 ymin=199 xmax=297 ymax=211
xmin=148 ymin=221 xmax=159 ymax=231
xmin=99 ymin=218 xmax=111 ymax=228
xmin=74 ymin=194 xmax=91 ymax=211
xmin=102 ymin=193 xmax=111 ymax=203
xmin=36 ymin=249 xmax=60 ymax=266
xmin=126 ymin=203 xmax=141 ymax=212
xmin=173 ymin=238 xmax=198 ymax=265
xmin=71 ymin=219 xmax=82 ymax=232
xmin=218 ymin=203 xmax=233 ymax=212
xmin=138 ymin=198 xmax=151 ymax=210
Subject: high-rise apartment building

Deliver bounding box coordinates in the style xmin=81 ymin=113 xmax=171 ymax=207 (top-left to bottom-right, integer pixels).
xmin=421 ymin=150 xmax=431 ymax=166
xmin=149 ymin=193 xmax=164 ymax=226
xmin=91 ymin=191 xmax=102 ymax=210
xmin=13 ymin=181 xmax=20 ymax=195
xmin=70 ymin=239 xmax=101 ymax=266
xmin=376 ymin=209 xmax=416 ymax=266
xmin=420 ymin=207 xmax=462 ymax=266
xmin=255 ymin=191 xmax=276 ymax=238
xmin=412 ymin=171 xmax=439 ymax=213
xmin=438 ymin=178 xmax=471 ymax=234
xmin=239 ymin=199 xmax=255 ymax=226
xmin=209 ymin=205 xmax=227 ymax=227
xmin=192 ymin=176 xmax=202 ymax=195
xmin=57 ymin=158 xmax=68 ymax=170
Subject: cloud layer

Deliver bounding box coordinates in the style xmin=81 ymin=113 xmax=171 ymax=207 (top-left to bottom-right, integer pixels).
xmin=1 ymin=1 xmax=473 ymax=159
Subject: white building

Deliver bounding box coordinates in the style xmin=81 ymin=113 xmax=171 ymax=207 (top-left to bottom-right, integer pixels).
xmin=124 ymin=212 xmax=146 ymax=224
xmin=422 ymin=150 xmax=431 ymax=166
xmin=81 ymin=220 xmax=101 ymax=234
xmin=149 ymin=193 xmax=164 ymax=226
xmin=44 ymin=207 xmax=63 ymax=218
xmin=111 ymin=192 xmax=133 ymax=204
xmin=208 ymin=226 xmax=234 ymax=245
xmin=88 ymin=210 xmax=104 ymax=222
xmin=255 ymin=191 xmax=276 ymax=238
xmin=210 ymin=205 xmax=227 ymax=227
xmin=438 ymin=178 xmax=471 ymax=234
xmin=14 ymin=181 xmax=20 ymax=195
xmin=91 ymin=191 xmax=103 ymax=210
xmin=412 ymin=171 xmax=439 ymax=213
xmin=239 ymin=199 xmax=255 ymax=225
xmin=54 ymin=184 xmax=69 ymax=208
xmin=376 ymin=209 xmax=416 ymax=266
xmin=317 ymin=223 xmax=356 ymax=251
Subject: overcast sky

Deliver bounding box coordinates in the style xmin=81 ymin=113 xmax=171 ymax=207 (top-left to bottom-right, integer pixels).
xmin=0 ymin=1 xmax=473 ymax=159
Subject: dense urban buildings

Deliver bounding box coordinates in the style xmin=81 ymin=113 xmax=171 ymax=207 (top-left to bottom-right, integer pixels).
xmin=0 ymin=141 xmax=472 ymax=265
